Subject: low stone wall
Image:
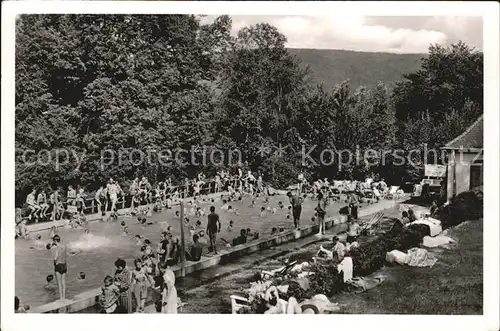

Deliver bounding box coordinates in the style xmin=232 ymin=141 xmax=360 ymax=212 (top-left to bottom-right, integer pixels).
xmin=30 ymin=197 xmax=403 ymax=313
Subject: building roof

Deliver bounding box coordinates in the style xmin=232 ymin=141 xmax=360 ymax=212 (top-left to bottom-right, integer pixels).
xmin=442 ymin=115 xmax=483 ymax=150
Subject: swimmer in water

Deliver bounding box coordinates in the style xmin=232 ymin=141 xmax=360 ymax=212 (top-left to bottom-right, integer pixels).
xmin=107 ymin=208 xmax=119 ymax=222
xmin=311 ymin=216 xmax=316 ymax=223
xmin=271 ymin=227 xmax=278 ymax=236
xmin=227 ymin=220 xmax=234 ymax=232
xmin=138 ymin=216 xmax=153 ymax=226
xmin=135 ymin=235 xmax=145 ymax=246
xmin=250 ymin=198 xmax=256 ymax=207
xmin=30 ymin=234 xmax=46 ymax=250
xmin=44 ymin=274 xmax=58 ymax=293
xmin=77 ymin=271 xmax=86 ymax=281
xmin=228 ymin=206 xmax=239 ymax=216
xmin=175 ymin=210 xmax=180 ymax=218
xmin=259 ymin=206 xmax=266 ymax=217
xmin=278 ymin=201 xmax=284 ymax=209
xmin=122 ymin=226 xmax=129 ymax=236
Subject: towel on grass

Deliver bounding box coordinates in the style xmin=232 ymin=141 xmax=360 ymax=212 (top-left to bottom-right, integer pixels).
xmin=346 ymin=275 xmax=386 ymax=293
xmin=407 ymin=248 xmax=438 ymax=267
xmin=422 ymin=235 xmax=456 ymax=248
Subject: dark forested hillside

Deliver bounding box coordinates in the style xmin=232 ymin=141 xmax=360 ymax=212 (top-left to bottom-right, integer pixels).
xmin=290 ymin=48 xmax=424 ymax=90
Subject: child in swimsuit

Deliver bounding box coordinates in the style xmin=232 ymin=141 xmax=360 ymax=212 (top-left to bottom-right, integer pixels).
xmin=227 ymin=220 xmax=234 ymax=232
xmin=99 ymin=275 xmax=120 ymax=314
xmin=132 ymin=259 xmax=151 ymax=313
xmin=44 ymin=274 xmax=58 ymax=293
xmin=37 ymin=190 xmax=49 ymax=219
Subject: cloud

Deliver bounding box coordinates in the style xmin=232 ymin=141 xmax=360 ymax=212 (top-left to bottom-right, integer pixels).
xmin=202 ymin=15 xmax=482 ymax=53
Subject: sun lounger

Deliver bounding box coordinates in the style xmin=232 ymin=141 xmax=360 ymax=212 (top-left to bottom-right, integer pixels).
xmin=230 ymin=294 xmax=250 ymax=314
xmin=361 ymin=212 xmax=384 ymax=233
xmin=261 ymin=260 xmax=298 ymax=279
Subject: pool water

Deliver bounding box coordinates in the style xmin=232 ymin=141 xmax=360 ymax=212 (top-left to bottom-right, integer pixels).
xmin=15 ymin=194 xmax=344 ymax=308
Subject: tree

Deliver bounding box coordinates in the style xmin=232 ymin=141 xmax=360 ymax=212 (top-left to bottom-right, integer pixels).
xmin=392 ymin=41 xmax=483 ymax=121
xmin=15 ymin=14 xmax=233 ymax=203
xmin=215 ymin=22 xmax=309 ymax=184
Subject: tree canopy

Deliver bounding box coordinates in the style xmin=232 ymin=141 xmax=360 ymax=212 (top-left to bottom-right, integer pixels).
xmin=15 ymin=15 xmax=483 ymax=203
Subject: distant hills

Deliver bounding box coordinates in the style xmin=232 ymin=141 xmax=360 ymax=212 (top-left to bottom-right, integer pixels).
xmin=289 ymin=48 xmax=426 ymax=91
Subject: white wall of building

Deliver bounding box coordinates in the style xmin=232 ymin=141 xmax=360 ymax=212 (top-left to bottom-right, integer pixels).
xmin=446 ymin=150 xmax=483 ymax=201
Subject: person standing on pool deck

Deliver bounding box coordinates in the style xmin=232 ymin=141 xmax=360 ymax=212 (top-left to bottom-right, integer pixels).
xmin=298 ymin=173 xmax=305 ymax=194
xmin=316 ymin=191 xmax=327 ymax=235
xmin=287 ymin=191 xmax=303 ymax=230
xmin=207 ymin=206 xmax=221 ymax=254
xmin=51 ymin=235 xmax=67 ymax=302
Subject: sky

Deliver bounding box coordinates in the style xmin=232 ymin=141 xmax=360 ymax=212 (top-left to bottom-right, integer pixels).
xmin=202 ymin=15 xmax=482 ymax=54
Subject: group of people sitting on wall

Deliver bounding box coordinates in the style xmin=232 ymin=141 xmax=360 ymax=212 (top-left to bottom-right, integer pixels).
xmin=18 ymin=167 xmax=273 ymax=226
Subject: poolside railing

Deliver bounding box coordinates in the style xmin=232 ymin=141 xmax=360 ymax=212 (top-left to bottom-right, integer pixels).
xmin=23 ymin=177 xmax=246 ymax=224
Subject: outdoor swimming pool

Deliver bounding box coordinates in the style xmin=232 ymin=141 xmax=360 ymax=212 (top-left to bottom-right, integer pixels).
xmin=15 ymin=193 xmax=345 ymax=308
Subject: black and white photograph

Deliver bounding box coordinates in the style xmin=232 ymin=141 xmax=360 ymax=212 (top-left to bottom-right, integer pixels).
xmin=1 ymin=1 xmax=499 ymax=330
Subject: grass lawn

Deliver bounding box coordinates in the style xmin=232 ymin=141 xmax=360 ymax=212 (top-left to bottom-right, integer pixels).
xmin=178 ymin=217 xmax=483 ymax=314
xmin=335 ymin=219 xmax=483 ymax=314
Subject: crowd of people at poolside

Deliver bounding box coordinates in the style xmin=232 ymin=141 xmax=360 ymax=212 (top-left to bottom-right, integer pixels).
xmin=16 ymin=169 xmax=399 ymax=313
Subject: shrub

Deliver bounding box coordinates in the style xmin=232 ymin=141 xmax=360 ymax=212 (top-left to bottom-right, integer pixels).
xmin=438 ymin=189 xmax=483 ymax=228
xmin=384 ymin=225 xmax=427 ymax=252
xmin=282 ymin=280 xmax=314 ymax=302
xmin=349 ymin=239 xmax=390 ymax=276
xmin=308 ymin=260 xmax=345 ymax=296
